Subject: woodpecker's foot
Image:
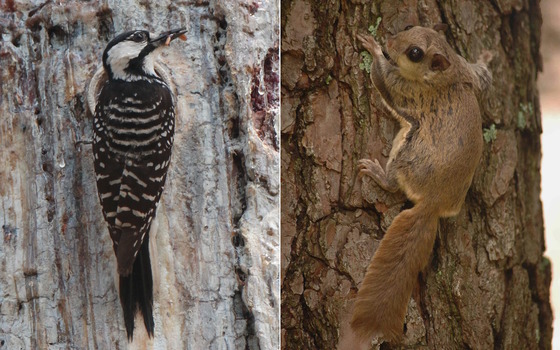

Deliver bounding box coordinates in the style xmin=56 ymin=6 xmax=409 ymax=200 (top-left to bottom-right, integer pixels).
xmin=75 ymin=139 xmax=93 ymax=146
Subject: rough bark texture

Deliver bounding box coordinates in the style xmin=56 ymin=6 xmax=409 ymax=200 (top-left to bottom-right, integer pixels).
xmin=281 ymin=1 xmax=551 ymax=349
xmin=0 ymin=1 xmax=279 ymax=349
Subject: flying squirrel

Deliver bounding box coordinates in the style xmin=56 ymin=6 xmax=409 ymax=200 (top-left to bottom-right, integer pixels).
xmin=349 ymin=24 xmax=492 ymax=343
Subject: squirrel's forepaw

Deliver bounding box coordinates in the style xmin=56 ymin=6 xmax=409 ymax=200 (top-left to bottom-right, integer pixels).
xmin=477 ymin=50 xmax=494 ymax=65
xmin=357 ymin=33 xmax=382 ymax=56
xmin=357 ymin=158 xmax=385 ymax=179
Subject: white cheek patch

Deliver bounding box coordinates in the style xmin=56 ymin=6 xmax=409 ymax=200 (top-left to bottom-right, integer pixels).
xmin=142 ymin=45 xmax=165 ymax=77
xmin=142 ymin=53 xmax=157 ymax=77
xmin=106 ymin=41 xmax=145 ymax=79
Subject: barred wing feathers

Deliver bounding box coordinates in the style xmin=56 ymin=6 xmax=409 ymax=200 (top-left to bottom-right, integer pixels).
xmin=93 ymin=78 xmax=174 ymax=275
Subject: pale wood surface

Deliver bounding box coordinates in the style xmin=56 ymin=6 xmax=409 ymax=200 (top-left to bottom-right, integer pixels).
xmin=0 ymin=1 xmax=279 ymax=349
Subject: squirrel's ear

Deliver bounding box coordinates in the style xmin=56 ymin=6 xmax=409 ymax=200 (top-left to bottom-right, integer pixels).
xmin=431 ymin=53 xmax=450 ymax=71
xmin=433 ymin=23 xmax=448 ymax=33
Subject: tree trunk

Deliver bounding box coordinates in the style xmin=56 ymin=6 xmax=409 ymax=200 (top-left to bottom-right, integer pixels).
xmin=0 ymin=1 xmax=279 ymax=349
xmin=281 ymin=0 xmax=551 ymax=349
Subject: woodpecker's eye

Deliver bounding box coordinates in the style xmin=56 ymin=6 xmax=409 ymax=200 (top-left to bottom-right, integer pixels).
xmin=406 ymin=46 xmax=424 ymax=62
xmin=131 ymin=32 xmax=146 ymax=42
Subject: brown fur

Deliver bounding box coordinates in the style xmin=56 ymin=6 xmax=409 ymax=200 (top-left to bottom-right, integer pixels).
xmin=350 ymin=204 xmax=438 ymax=342
xmin=349 ymin=25 xmax=492 ymax=343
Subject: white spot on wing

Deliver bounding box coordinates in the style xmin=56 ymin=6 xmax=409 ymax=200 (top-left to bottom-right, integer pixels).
xmin=123 ymin=169 xmax=147 ymax=187
xmin=123 ymin=97 xmax=143 ymax=104
xmin=100 ymin=192 xmax=112 ymax=199
xmin=108 ymin=103 xmax=157 ymax=114
xmin=132 ymin=210 xmax=147 ymax=218
xmin=107 ymin=112 xmax=162 ymax=124
xmin=142 ymin=193 xmax=156 ymax=201
xmin=149 ymin=175 xmax=165 ymax=183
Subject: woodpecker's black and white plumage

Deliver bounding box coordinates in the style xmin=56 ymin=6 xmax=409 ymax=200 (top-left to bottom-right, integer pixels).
xmin=92 ymin=28 xmax=186 ymax=340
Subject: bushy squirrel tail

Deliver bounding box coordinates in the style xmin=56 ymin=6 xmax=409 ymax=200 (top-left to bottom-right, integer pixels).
xmin=350 ymin=204 xmax=439 ymax=342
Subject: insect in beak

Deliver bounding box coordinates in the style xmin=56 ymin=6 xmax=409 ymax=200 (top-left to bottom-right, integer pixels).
xmin=150 ymin=28 xmax=188 ymax=47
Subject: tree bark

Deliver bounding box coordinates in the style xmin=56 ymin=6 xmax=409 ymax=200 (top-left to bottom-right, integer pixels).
xmin=281 ymin=1 xmax=551 ymax=349
xmin=0 ymin=1 xmax=279 ymax=349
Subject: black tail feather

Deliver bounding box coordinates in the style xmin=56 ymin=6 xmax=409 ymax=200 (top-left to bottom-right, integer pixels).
xmin=119 ymin=235 xmax=154 ymax=340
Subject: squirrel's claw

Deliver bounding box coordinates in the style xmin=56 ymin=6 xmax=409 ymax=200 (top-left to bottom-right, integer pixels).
xmin=357 ymin=33 xmax=382 ymax=57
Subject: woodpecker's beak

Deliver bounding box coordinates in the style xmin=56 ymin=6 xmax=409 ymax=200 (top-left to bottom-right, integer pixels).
xmin=150 ymin=28 xmax=187 ymax=47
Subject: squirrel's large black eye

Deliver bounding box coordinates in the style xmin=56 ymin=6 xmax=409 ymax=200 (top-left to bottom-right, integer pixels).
xmin=404 ymin=25 xmax=414 ymax=31
xmin=406 ymin=46 xmax=424 ymax=62
xmin=131 ymin=32 xmax=146 ymax=42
